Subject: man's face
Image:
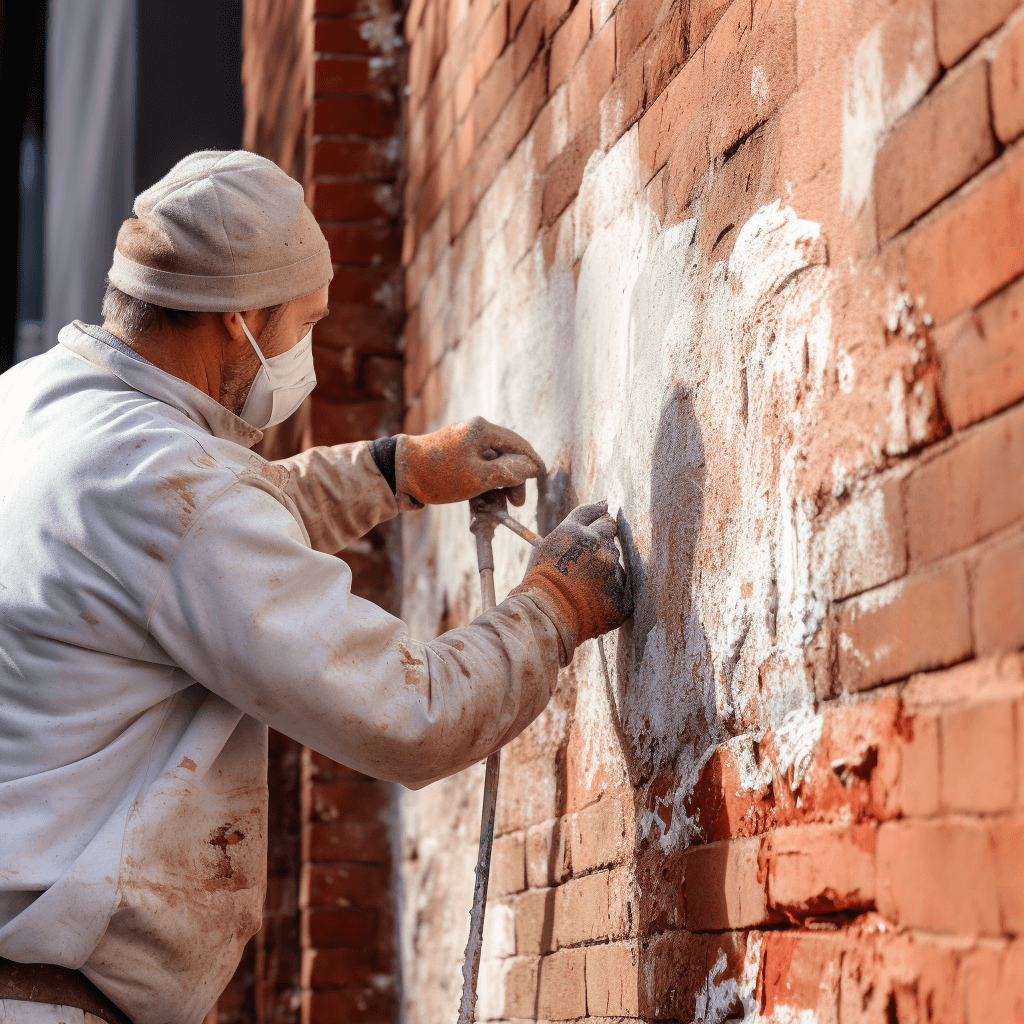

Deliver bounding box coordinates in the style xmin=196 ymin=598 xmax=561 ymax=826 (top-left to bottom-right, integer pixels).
xmin=219 ymin=286 xmax=330 ymax=416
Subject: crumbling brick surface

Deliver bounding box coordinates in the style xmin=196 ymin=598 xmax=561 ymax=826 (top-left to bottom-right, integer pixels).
xmin=394 ymin=0 xmax=1024 ymax=1019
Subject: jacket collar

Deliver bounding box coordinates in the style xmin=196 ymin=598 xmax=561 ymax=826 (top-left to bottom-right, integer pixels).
xmin=59 ymin=322 xmax=264 ymax=449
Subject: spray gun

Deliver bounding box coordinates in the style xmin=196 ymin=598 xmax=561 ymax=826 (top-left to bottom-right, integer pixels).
xmin=457 ymin=488 xmax=540 ymax=1024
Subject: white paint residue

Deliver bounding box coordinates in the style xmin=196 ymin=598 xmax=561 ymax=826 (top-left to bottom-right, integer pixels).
xmin=691 ymin=934 xmax=763 ymax=1023
xmin=841 ymin=4 xmax=936 ymax=213
xmin=751 ymin=64 xmax=769 ymax=105
xmin=772 ymin=705 xmax=824 ymax=787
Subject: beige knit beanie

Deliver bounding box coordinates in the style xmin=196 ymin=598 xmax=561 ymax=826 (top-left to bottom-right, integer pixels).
xmin=108 ymin=150 xmax=333 ymax=312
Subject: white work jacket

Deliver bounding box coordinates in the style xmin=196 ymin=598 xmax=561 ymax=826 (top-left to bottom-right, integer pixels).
xmin=0 ymin=324 xmax=561 ymax=1024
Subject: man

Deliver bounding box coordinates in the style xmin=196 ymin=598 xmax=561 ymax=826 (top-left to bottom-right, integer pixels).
xmin=0 ymin=151 xmax=631 ymax=1024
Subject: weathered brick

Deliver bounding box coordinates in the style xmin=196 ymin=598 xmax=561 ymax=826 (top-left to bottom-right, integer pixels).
xmin=838 ymin=560 xmax=973 ymax=690
xmin=536 ymin=948 xmax=586 ymax=1020
xmin=900 ymin=712 xmax=941 ymax=817
xmin=549 ymin=0 xmax=591 ymax=93
xmin=541 ymin=114 xmax=600 ymax=224
xmin=515 ymin=886 xmax=556 ymax=954
xmin=875 ymin=61 xmax=997 ymax=241
xmin=303 ymin=862 xmax=391 ymax=907
xmin=305 ymin=820 xmax=391 ymax=863
xmin=641 ymin=0 xmax=687 ymax=103
xmin=314 ymin=56 xmax=376 ymax=96
xmin=502 ymin=955 xmax=540 ymax=1018
xmin=314 ymin=16 xmax=377 ymax=55
xmin=473 ymin=0 xmax=509 ymax=85
xmin=974 ymin=527 xmax=1024 ymax=659
xmin=311 ymin=182 xmax=398 ymax=221
xmin=992 ymin=817 xmax=1024 ymax=932
xmin=303 ymin=905 xmax=379 ymax=948
xmin=473 ymin=47 xmax=517 ymax=143
xmin=585 ymin=942 xmax=639 ymax=1017
xmin=570 ymin=797 xmax=626 ymax=873
xmin=614 ymin=0 xmax=663 ymax=70
xmin=553 ymin=868 xmax=631 ymax=946
xmin=937 ymin=276 xmax=1024 ymax=431
xmin=766 ymin=824 xmax=876 ymax=917
xmin=761 ymin=931 xmax=844 ymax=1018
xmin=491 ymin=831 xmax=527 ymax=894
xmin=964 ymin=940 xmax=1024 ymax=1023
xmin=303 ymin=946 xmax=379 ymax=989
xmin=906 ymin=143 xmax=1024 ymax=327
xmin=935 ymin=0 xmax=1019 ymax=67
xmin=496 ymin=750 xmax=559 ymax=833
xmin=309 ymin=779 xmax=389 ymax=822
xmin=876 ymin=819 xmax=1001 ymax=933
xmin=526 ymin=816 xmax=572 ymax=887
xmin=905 ymin=402 xmax=1024 ymax=565
xmin=512 ymin=0 xmax=544 ymax=82
xmin=684 ymin=835 xmax=769 ymax=930
xmin=304 ymin=988 xmax=391 ymax=1024
xmin=941 ymin=700 xmax=1016 ymax=813
xmin=321 ymin=222 xmax=402 ymax=266
xmin=568 ymin=15 xmax=615 ymax=125
xmin=992 ymin=17 xmax=1024 ymax=144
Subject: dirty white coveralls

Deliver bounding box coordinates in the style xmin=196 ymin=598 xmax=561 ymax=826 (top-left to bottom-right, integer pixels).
xmin=0 ymin=323 xmax=562 ymax=1024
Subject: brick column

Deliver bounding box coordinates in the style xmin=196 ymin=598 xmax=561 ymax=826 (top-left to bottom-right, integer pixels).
xmin=239 ymin=1 xmax=405 ymax=1023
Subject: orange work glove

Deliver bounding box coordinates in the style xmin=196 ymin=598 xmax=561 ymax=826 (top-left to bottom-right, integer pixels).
xmin=513 ymin=501 xmax=633 ymax=660
xmin=395 ymin=417 xmax=545 ymax=506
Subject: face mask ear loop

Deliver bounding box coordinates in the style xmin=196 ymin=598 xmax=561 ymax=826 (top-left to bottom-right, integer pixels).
xmin=239 ymin=316 xmax=272 ymax=377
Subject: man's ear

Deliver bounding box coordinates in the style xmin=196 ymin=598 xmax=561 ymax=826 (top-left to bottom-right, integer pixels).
xmin=221 ymin=311 xmax=252 ymax=352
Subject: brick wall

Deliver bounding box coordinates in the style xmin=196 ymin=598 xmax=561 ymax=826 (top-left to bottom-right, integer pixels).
xmin=232 ymin=2 xmax=405 ymax=1023
xmin=397 ymin=0 xmax=1024 ymax=1021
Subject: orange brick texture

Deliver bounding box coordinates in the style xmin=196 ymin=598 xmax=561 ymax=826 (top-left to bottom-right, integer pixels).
xmin=235 ymin=3 xmax=404 ymax=1024
xmin=397 ymin=0 xmax=1024 ymax=1018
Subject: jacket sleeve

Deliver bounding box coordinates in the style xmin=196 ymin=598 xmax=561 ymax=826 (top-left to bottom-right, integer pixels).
xmin=146 ymin=477 xmax=562 ymax=788
xmin=272 ymin=441 xmax=400 ymax=553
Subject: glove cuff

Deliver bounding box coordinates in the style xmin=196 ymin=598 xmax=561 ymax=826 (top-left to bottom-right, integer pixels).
xmin=513 ymin=565 xmax=586 ymax=664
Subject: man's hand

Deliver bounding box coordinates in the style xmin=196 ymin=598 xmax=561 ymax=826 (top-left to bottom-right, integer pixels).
xmin=513 ymin=501 xmax=633 ymax=657
xmin=395 ymin=417 xmax=545 ymax=506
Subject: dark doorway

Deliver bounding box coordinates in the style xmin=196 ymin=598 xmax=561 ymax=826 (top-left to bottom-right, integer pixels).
xmin=135 ymin=0 xmax=244 ymax=192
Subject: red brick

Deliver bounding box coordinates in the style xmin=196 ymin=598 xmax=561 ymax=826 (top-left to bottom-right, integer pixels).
xmin=585 ymin=942 xmax=639 ymax=1016
xmin=641 ymin=0 xmax=686 ymax=104
xmin=905 ymin=402 xmax=1024 ymax=565
xmin=837 ymin=560 xmax=973 ymax=690
xmin=473 ymin=47 xmax=517 ymax=143
xmin=689 ymin=0 xmax=731 ymax=52
xmin=553 ymin=869 xmax=631 ymax=946
xmin=512 ymin=0 xmax=544 ymax=82
xmin=684 ymin=836 xmax=770 ymax=930
xmin=515 ymin=886 xmax=556 ymax=954
xmin=875 ymin=61 xmax=997 ymax=241
xmin=320 ymin=222 xmax=401 ymax=265
xmin=510 ymin=0 xmax=533 ymax=33
xmin=906 ymin=143 xmax=1024 ymax=327
xmin=312 ymin=138 xmax=398 ymax=178
xmin=473 ymin=0 xmax=508 ymax=84
xmin=502 ymin=955 xmax=540 ymax=1018
xmin=937 ymin=276 xmax=1024 ymax=431
xmin=935 ymin=0 xmax=1019 ymax=67
xmin=876 ymin=819 xmax=1001 ymax=933
xmin=361 ymin=352 xmax=401 ymax=402
xmin=526 ymin=816 xmax=572 ymax=887
xmin=541 ymin=114 xmax=599 ymax=224
xmin=570 ymin=796 xmax=626 ymax=873
xmin=304 ymin=820 xmax=391 ymax=863
xmin=316 ymin=0 xmax=368 ymax=13
xmin=303 ymin=906 xmax=379 ymax=947
xmin=900 ymin=712 xmax=941 ymax=816
xmin=314 ymin=16 xmax=377 ymax=55
xmin=311 ymin=395 xmax=396 ymax=445
xmin=1018 ymin=700 xmax=1024 ymax=810
xmin=568 ymin=14 xmax=615 ymax=125
xmin=940 ymin=701 xmax=1016 ymax=812
xmin=312 ymin=181 xmax=397 ymax=221
xmin=536 ymin=948 xmax=586 ymax=1020
xmin=761 ymin=931 xmax=844 ymax=1018
xmin=496 ymin=749 xmax=559 ymax=833
xmin=304 ymin=863 xmax=391 ymax=908
xmin=307 ymin=750 xmax=367 ymax=781
xmin=491 ymin=831 xmax=527 ymax=894
xmin=993 ymin=17 xmax=1024 ymax=144
xmin=766 ymin=824 xmax=876 ymax=917
xmin=974 ymin=530 xmax=1024 ymax=656
xmin=314 ymin=303 xmax=401 ymax=352
xmin=326 ymin=265 xmax=393 ymax=304
xmin=614 ymin=0 xmax=662 ymax=70
xmin=639 ymin=0 xmax=796 ymax=181
xmin=600 ymin=42 xmax=645 ymax=147
xmin=992 ymin=817 xmax=1024 ymax=932
xmin=315 ymin=56 xmax=375 ymax=96
xmin=549 ymin=0 xmax=591 ymax=93
xmin=303 ymin=947 xmax=380 ymax=989
xmin=304 ymin=988 xmax=391 ymax=1024
xmin=964 ymin=940 xmax=1024 ymax=1023
xmin=307 ymin=778 xmax=387 ymax=819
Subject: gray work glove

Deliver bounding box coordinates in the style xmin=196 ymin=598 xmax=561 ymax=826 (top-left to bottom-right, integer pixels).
xmin=513 ymin=502 xmax=633 ymax=659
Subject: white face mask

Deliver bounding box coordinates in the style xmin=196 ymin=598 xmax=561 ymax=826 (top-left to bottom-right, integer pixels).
xmin=237 ymin=318 xmax=317 ymax=429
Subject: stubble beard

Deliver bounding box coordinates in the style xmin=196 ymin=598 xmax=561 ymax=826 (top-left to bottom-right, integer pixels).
xmin=219 ymin=346 xmax=263 ymax=416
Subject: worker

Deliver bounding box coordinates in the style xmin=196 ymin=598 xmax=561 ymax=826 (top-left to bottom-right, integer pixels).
xmin=0 ymin=151 xmax=632 ymax=1024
